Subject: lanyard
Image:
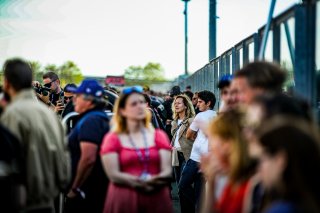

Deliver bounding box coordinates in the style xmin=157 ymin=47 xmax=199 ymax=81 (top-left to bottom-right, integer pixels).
xmin=128 ymin=129 xmax=150 ymax=172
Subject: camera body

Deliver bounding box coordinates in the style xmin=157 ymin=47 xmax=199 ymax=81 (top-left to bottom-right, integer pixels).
xmin=33 ymin=85 xmax=51 ymax=96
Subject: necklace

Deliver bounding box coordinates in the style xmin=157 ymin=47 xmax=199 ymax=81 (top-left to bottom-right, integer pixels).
xmin=127 ymin=128 xmax=151 ymax=181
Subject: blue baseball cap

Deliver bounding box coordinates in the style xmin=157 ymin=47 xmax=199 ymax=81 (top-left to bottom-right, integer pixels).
xmin=69 ymin=79 xmax=105 ymax=98
xmin=218 ymin=74 xmax=233 ymax=89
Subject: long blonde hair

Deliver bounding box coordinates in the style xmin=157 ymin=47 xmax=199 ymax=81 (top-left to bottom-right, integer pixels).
xmin=172 ymin=94 xmax=195 ymax=120
xmin=208 ymin=109 xmax=253 ymax=183
xmin=112 ymin=92 xmax=151 ymax=133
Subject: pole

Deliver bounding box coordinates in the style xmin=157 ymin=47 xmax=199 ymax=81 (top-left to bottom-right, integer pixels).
xmin=182 ymin=0 xmax=190 ymax=76
xmin=209 ymin=0 xmax=216 ymax=61
xmin=259 ymin=0 xmax=277 ymax=60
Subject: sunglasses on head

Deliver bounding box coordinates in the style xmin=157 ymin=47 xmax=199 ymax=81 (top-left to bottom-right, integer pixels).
xmin=43 ymin=79 xmax=57 ymax=88
xmin=122 ymin=86 xmax=143 ymax=95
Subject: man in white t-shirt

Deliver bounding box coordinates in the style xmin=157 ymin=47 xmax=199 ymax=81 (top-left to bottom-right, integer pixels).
xmin=178 ymin=90 xmax=217 ymax=213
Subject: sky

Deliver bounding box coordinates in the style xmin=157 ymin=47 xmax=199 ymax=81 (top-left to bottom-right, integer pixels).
xmin=0 ymin=0 xmax=299 ymax=79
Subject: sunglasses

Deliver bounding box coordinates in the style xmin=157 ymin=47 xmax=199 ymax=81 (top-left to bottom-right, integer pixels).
xmin=122 ymin=86 xmax=143 ymax=95
xmin=64 ymin=96 xmax=73 ymax=101
xmin=43 ymin=79 xmax=57 ymax=88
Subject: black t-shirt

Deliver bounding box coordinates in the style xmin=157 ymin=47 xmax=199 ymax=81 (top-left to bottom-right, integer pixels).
xmin=163 ymin=98 xmax=173 ymax=121
xmin=50 ymin=90 xmax=63 ymax=106
xmin=68 ymin=108 xmax=110 ymax=194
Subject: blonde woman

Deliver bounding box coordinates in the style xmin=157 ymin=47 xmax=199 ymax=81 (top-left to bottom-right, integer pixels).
xmin=100 ymin=86 xmax=172 ymax=213
xmin=201 ymin=109 xmax=255 ymax=213
xmin=171 ymin=94 xmax=195 ymax=184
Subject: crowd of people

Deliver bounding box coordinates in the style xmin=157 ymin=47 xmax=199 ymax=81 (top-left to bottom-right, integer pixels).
xmin=0 ymin=58 xmax=319 ymax=213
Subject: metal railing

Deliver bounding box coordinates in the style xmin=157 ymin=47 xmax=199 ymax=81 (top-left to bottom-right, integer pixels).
xmin=177 ymin=1 xmax=318 ymax=114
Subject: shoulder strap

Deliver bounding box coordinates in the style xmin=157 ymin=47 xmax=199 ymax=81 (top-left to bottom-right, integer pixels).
xmin=76 ymin=111 xmax=108 ymax=132
xmin=171 ymin=119 xmax=188 ymax=145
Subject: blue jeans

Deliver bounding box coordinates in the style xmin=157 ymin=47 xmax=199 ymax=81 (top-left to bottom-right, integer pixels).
xmin=178 ymin=159 xmax=204 ymax=213
xmin=173 ymin=151 xmax=186 ymax=185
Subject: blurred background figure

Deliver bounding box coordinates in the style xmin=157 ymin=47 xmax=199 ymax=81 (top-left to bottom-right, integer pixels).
xmin=183 ymin=90 xmax=194 ymax=103
xmin=192 ymin=92 xmax=200 ymax=114
xmin=1 ymin=58 xmax=70 ymax=213
xmin=255 ymin=117 xmax=320 ymax=213
xmin=163 ymin=85 xmax=182 ymax=140
xmin=61 ymin=83 xmax=77 ymax=118
xmin=0 ymin=123 xmax=22 ymax=213
xmin=217 ymin=74 xmax=233 ymax=112
xmin=171 ymin=94 xmax=195 ymax=187
xmin=185 ymin=85 xmax=192 ymax=92
xmin=143 ymin=93 xmax=160 ymax=129
xmin=100 ymin=86 xmax=172 ymax=213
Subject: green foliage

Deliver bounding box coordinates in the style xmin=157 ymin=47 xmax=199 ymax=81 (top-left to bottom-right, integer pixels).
xmin=29 ymin=60 xmax=84 ymax=86
xmin=124 ymin=62 xmax=167 ymax=86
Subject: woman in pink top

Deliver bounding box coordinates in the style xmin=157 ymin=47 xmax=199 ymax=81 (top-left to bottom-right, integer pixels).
xmin=100 ymin=86 xmax=173 ymax=213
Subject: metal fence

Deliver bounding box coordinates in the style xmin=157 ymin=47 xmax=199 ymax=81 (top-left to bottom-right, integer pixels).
xmin=177 ymin=1 xmax=319 ymax=115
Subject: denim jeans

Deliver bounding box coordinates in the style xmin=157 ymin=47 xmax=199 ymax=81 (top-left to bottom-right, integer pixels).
xmin=173 ymin=151 xmax=186 ymax=185
xmin=178 ymin=159 xmax=204 ymax=213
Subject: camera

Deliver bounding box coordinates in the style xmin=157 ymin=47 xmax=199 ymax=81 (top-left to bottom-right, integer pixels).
xmin=33 ymin=84 xmax=51 ymax=96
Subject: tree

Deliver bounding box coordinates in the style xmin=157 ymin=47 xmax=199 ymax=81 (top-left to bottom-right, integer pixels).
xmin=58 ymin=61 xmax=83 ymax=85
xmin=29 ymin=60 xmax=83 ymax=85
xmin=124 ymin=62 xmax=167 ymax=86
xmin=29 ymin=61 xmax=43 ymax=82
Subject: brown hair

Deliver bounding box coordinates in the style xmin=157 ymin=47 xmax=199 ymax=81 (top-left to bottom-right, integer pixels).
xmin=43 ymin=71 xmax=59 ymax=81
xmin=172 ymin=94 xmax=195 ymax=120
xmin=112 ymin=92 xmax=151 ymax=133
xmin=235 ymin=61 xmax=286 ymax=93
xmin=256 ymin=116 xmax=320 ymax=212
xmin=208 ymin=109 xmax=253 ymax=183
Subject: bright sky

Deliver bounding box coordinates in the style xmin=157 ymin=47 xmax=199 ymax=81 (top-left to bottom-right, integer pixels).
xmin=0 ymin=0 xmax=298 ymax=79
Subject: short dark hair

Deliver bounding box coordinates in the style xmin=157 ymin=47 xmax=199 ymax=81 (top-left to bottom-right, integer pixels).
xmin=64 ymin=83 xmax=77 ymax=93
xmin=143 ymin=93 xmax=151 ymax=106
xmin=235 ymin=61 xmax=286 ymax=93
xmin=43 ymin=71 xmax=59 ymax=81
xmin=253 ymin=93 xmax=312 ymax=123
xmin=170 ymin=85 xmax=181 ymax=97
xmin=183 ymin=90 xmax=194 ymax=101
xmin=198 ymin=90 xmax=216 ymax=109
xmin=3 ymin=58 xmax=32 ymax=91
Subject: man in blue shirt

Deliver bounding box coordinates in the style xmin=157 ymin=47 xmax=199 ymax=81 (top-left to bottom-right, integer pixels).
xmin=65 ymin=79 xmax=110 ymax=213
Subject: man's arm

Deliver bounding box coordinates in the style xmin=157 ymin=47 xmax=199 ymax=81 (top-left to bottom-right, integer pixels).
xmin=186 ymin=128 xmax=197 ymax=140
xmin=67 ymin=142 xmax=97 ymax=197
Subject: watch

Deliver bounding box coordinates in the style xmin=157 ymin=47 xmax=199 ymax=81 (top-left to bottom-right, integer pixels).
xmin=71 ymin=188 xmax=86 ymax=199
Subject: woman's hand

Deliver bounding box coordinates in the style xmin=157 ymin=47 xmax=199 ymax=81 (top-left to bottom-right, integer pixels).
xmin=145 ymin=175 xmax=171 ymax=187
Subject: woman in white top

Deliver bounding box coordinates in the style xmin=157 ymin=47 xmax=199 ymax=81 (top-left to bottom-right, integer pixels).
xmin=171 ymin=94 xmax=195 ymax=184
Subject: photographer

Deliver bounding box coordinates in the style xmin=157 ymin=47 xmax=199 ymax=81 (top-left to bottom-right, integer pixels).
xmin=34 ymin=72 xmax=64 ymax=110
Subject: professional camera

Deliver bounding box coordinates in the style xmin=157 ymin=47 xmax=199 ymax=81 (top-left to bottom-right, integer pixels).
xmin=33 ymin=84 xmax=51 ymax=96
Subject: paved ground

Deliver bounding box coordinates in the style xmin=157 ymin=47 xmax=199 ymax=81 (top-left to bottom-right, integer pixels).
xmin=171 ymin=182 xmax=181 ymax=213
